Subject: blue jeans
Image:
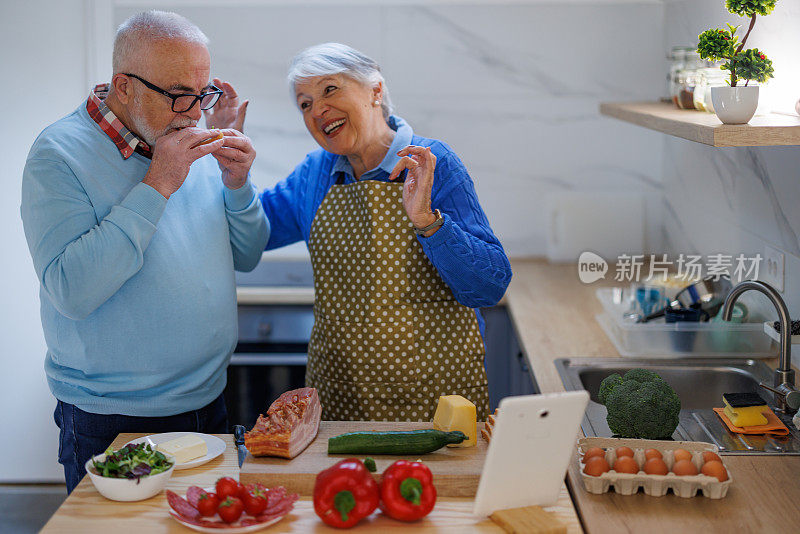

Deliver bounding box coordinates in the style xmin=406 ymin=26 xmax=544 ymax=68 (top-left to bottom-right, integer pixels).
xmin=54 ymin=394 xmax=228 ymax=493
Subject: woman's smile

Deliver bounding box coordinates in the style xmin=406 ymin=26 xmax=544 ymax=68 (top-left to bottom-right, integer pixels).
xmin=321 ymin=117 xmax=346 ymax=138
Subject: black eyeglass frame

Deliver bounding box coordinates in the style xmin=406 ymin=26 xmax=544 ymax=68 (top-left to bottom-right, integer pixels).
xmin=122 ymin=73 xmax=223 ymax=113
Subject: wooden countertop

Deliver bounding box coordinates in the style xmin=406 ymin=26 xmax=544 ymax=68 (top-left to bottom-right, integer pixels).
xmin=41 ymin=432 xmax=580 ymax=532
xmin=505 ymin=258 xmax=800 ymax=534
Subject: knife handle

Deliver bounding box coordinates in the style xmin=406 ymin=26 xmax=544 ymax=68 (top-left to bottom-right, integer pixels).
xmin=234 ymin=424 xmax=245 ymax=445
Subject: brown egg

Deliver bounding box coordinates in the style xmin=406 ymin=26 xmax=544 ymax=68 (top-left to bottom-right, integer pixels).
xmin=583 ymin=456 xmax=610 ymax=476
xmin=701 ymin=460 xmax=728 ymax=482
xmin=672 ymin=459 xmax=699 ymax=476
xmin=582 ymin=447 xmax=606 ymax=463
xmin=644 ymin=449 xmax=663 ymax=460
xmin=643 ymin=457 xmax=669 ymax=475
xmin=701 ymin=451 xmax=722 ymax=464
xmin=672 ymin=449 xmax=693 ymax=462
xmin=612 ymin=456 xmax=639 ymax=474
xmin=615 ymin=446 xmax=634 ymax=458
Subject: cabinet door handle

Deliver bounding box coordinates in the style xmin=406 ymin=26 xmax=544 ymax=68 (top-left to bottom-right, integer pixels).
xmin=517 ymin=352 xmax=529 ymax=373
xmin=257 ymin=322 xmax=273 ymax=337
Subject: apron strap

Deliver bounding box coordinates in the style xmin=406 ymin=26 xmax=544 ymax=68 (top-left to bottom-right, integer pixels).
xmin=335 ymin=169 xmax=408 ymax=185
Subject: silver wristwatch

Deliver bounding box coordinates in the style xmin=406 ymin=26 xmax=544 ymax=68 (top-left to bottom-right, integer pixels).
xmin=414 ymin=209 xmax=443 ymax=235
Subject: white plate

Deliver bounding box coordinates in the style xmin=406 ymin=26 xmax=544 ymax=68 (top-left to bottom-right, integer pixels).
xmin=126 ymin=432 xmax=226 ymax=470
xmin=169 ymin=511 xmax=283 ymax=533
xmin=168 ymin=486 xmax=289 ymax=533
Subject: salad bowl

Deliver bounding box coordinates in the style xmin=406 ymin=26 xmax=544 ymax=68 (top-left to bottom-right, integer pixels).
xmin=85 ymin=443 xmax=176 ymax=501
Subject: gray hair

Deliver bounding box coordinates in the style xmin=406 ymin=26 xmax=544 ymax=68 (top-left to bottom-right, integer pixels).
xmin=287 ymin=43 xmax=394 ymax=120
xmin=113 ymin=10 xmax=209 ymax=74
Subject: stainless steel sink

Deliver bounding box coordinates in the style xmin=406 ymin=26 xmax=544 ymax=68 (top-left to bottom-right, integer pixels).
xmin=555 ymin=358 xmax=800 ymax=454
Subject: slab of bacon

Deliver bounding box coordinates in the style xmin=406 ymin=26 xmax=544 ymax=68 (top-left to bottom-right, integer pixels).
xmin=244 ymin=387 xmax=321 ymax=459
xmin=167 ymin=484 xmax=298 ymax=529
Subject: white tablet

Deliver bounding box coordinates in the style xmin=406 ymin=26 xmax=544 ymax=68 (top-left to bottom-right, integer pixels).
xmin=473 ymin=391 xmax=589 ymax=516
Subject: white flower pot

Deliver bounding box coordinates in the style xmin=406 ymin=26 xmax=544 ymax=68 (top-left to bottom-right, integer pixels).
xmin=711 ymin=86 xmax=759 ymax=124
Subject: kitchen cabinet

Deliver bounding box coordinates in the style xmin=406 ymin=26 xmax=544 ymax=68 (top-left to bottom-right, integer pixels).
xmin=482 ymin=306 xmax=537 ymax=411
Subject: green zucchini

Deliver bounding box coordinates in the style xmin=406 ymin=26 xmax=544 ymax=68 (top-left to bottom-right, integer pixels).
xmin=328 ymin=429 xmax=467 ymax=455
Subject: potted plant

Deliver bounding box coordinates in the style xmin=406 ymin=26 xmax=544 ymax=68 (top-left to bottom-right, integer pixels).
xmin=696 ymin=0 xmax=776 ymax=124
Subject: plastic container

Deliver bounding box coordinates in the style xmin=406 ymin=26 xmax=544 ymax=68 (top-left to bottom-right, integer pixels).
xmin=578 ymin=437 xmax=732 ymax=499
xmin=596 ymin=288 xmax=775 ymax=358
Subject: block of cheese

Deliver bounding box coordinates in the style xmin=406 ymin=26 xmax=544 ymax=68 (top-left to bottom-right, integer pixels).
xmin=722 ymin=392 xmax=768 ymax=427
xmin=157 ymin=434 xmax=207 ymax=463
xmin=432 ymin=395 xmax=477 ymax=447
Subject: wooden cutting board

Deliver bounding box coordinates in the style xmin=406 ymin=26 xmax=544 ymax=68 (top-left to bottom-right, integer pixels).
xmin=240 ymin=421 xmax=487 ymax=497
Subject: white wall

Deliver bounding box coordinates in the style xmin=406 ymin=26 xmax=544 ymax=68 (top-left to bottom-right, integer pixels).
xmin=0 ymin=0 xmax=87 ymax=481
xmin=662 ymin=0 xmax=800 ymax=330
xmin=116 ymin=0 xmax=666 ymax=257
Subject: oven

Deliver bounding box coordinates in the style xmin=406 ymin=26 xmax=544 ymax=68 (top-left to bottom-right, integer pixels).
xmin=224 ymin=260 xmax=314 ymax=428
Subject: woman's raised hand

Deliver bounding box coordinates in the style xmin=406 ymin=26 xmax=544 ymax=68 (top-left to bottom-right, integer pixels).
xmin=388 ymin=145 xmax=438 ymax=230
xmin=203 ymin=78 xmax=249 ymax=133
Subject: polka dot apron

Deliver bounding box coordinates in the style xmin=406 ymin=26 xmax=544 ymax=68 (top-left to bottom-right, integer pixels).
xmin=306 ymin=176 xmax=490 ymax=422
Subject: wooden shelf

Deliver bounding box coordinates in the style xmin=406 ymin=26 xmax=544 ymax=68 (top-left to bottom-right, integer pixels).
xmin=600 ymin=101 xmax=800 ymax=147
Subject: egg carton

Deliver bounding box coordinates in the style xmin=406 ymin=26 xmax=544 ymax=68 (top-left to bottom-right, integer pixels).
xmin=577 ymin=437 xmax=732 ymax=499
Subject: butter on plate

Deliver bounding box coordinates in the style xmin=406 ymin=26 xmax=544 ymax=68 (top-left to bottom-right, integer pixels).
xmin=156 ymin=434 xmax=207 ymax=464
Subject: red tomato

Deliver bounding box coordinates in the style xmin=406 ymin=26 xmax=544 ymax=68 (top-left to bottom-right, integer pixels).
xmin=217 ymin=496 xmax=244 ymax=524
xmin=196 ymin=492 xmax=220 ymax=517
xmin=216 ymin=477 xmax=240 ymax=500
xmin=242 ymin=486 xmax=268 ymax=516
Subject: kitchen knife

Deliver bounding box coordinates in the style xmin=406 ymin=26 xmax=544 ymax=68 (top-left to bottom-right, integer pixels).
xmin=234 ymin=425 xmax=248 ymax=467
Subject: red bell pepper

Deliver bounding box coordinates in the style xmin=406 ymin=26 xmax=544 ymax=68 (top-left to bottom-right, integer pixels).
xmin=379 ymin=460 xmax=436 ymax=521
xmin=313 ymin=458 xmax=380 ymax=528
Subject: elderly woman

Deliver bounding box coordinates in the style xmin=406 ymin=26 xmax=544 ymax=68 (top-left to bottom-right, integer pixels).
xmin=209 ymin=43 xmax=511 ymax=422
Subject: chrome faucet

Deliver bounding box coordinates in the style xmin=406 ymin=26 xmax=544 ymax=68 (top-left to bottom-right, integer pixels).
xmin=722 ymin=280 xmax=800 ymax=413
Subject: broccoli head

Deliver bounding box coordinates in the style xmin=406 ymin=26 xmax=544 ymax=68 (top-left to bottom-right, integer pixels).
xmin=598 ymin=373 xmax=622 ymax=405
xmin=598 ymin=369 xmax=681 ymax=439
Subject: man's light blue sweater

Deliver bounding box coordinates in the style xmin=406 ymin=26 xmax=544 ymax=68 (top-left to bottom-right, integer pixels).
xmin=21 ymin=102 xmax=269 ymax=416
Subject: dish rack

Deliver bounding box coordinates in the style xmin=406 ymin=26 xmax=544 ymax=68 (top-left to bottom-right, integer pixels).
xmin=596 ymin=288 xmax=775 ymax=358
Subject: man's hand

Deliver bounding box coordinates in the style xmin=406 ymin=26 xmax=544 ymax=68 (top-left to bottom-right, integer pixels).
xmin=142 ymin=127 xmax=224 ymax=199
xmin=212 ymin=129 xmax=256 ymax=190
xmin=203 ymin=78 xmax=248 ymax=133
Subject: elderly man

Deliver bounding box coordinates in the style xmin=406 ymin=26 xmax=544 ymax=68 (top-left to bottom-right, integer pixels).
xmin=20 ymin=11 xmax=268 ymax=493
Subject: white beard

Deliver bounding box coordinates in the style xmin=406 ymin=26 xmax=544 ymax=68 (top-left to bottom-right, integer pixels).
xmin=129 ymin=94 xmax=196 ymax=147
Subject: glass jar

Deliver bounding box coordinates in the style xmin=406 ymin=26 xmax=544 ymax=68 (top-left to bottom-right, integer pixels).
xmin=667 ymin=46 xmax=694 ymax=108
xmin=696 ymin=67 xmax=729 ymax=113
xmin=675 ymin=51 xmax=704 ymax=110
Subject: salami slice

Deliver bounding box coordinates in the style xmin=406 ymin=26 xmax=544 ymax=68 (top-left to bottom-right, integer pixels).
xmin=166 ymin=490 xmax=200 ymax=520
xmin=186 ymin=485 xmax=205 ymax=508
xmin=169 ymin=512 xmax=232 ymax=529
xmin=256 ymin=488 xmax=298 ymax=522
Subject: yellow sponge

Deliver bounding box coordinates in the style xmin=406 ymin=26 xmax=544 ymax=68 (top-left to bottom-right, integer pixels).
xmin=722 ymin=393 xmax=768 ymax=427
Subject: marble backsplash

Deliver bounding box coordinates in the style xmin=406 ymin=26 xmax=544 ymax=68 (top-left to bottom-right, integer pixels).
xmin=663 ymin=0 xmax=800 ymax=317
xmin=115 ymin=1 xmax=666 ymax=257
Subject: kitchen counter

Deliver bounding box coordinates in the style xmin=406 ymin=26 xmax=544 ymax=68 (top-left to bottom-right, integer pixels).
xmin=41 ymin=432 xmax=580 ymax=532
xmin=505 ymin=259 xmax=800 ymax=534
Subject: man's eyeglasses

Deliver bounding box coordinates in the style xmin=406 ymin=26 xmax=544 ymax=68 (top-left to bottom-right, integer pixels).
xmin=122 ymin=73 xmax=223 ymax=113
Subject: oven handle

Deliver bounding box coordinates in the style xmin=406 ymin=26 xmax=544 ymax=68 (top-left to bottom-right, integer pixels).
xmin=230 ymin=353 xmax=308 ymax=366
